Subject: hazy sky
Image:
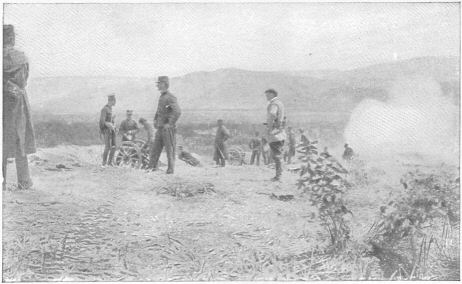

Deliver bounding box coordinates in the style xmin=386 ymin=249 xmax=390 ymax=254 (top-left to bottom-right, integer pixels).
xmin=4 ymin=3 xmax=460 ymax=78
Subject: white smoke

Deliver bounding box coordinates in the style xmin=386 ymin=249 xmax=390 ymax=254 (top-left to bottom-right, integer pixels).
xmin=344 ymin=76 xmax=459 ymax=163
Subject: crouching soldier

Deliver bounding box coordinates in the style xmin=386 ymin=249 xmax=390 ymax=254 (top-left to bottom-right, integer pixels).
xmin=178 ymin=146 xmax=201 ymax=167
xmin=119 ymin=110 xmax=139 ymax=142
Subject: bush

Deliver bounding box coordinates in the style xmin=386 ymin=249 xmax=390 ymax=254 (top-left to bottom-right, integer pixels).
xmin=367 ymin=169 xmax=460 ymax=279
xmin=296 ymin=139 xmax=352 ymax=253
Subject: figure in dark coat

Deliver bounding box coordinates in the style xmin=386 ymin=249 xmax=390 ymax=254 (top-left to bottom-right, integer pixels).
xmin=147 ymin=76 xmax=181 ymax=174
xmin=3 ymin=25 xmax=36 ymax=190
xmin=213 ymin=119 xmax=231 ymax=167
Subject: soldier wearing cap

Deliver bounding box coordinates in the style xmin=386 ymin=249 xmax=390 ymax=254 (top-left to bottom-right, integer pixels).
xmin=3 ymin=24 xmax=36 ymax=190
xmin=147 ymin=76 xmax=181 ymax=174
xmin=119 ymin=110 xmax=139 ymax=142
xmin=264 ymin=88 xmax=286 ymax=181
xmin=99 ymin=94 xmax=117 ymax=166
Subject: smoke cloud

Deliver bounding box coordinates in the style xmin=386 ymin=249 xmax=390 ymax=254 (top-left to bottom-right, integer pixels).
xmin=344 ymin=76 xmax=459 ymax=163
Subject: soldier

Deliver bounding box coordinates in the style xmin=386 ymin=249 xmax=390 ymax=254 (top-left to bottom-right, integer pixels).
xmin=138 ymin=117 xmax=154 ymax=145
xmin=99 ymin=94 xmax=117 ymax=167
xmin=178 ymin=146 xmax=201 ymax=167
xmin=249 ymin=131 xmax=261 ymax=166
xmin=147 ymin=76 xmax=181 ymax=174
xmin=3 ymin=25 xmax=36 ymax=190
xmin=299 ymin=128 xmax=309 ymax=144
xmin=119 ymin=110 xmax=139 ymax=141
xmin=342 ymin=143 xmax=354 ymax=161
xmin=213 ymin=119 xmax=231 ymax=167
xmin=264 ymin=89 xmax=286 ymax=181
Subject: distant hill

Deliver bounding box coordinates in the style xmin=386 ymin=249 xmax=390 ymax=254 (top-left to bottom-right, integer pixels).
xmin=28 ymin=56 xmax=460 ymax=122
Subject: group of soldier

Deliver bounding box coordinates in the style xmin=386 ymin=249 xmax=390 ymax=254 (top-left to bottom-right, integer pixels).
xmin=98 ymin=81 xmax=289 ymax=181
xmin=99 ymin=76 xmax=181 ymax=174
xmin=3 ymin=24 xmax=355 ymax=190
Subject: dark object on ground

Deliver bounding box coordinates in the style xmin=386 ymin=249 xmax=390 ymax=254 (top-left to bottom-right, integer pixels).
xmin=270 ymin=193 xmax=294 ymax=201
xmin=56 ymin=164 xmax=72 ymax=170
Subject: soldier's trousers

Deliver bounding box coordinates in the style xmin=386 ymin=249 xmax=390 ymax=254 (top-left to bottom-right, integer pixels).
xmin=2 ymin=139 xmax=32 ymax=189
xmin=149 ymin=127 xmax=176 ymax=172
xmin=102 ymin=130 xmax=116 ymax=166
xmin=269 ymin=141 xmax=284 ymax=178
xmin=250 ymin=150 xmax=261 ymax=166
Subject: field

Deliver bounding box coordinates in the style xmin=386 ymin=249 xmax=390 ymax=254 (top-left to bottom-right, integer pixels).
xmin=2 ymin=142 xmax=459 ymax=281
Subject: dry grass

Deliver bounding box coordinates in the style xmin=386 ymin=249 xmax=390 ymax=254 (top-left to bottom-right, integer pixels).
xmin=2 ymin=145 xmax=459 ymax=281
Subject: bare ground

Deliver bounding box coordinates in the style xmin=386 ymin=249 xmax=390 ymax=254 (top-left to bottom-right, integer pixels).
xmin=2 ymin=145 xmax=458 ymax=281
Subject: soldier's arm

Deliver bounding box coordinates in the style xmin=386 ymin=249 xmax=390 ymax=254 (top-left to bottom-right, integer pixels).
xmin=166 ymin=96 xmax=181 ymax=125
xmin=100 ymin=108 xmax=108 ymax=128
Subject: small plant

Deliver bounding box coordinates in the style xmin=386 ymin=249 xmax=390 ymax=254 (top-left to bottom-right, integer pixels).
xmin=296 ymin=139 xmax=352 ymax=252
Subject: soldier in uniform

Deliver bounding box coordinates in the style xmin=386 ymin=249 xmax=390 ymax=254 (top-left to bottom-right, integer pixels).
xmin=138 ymin=117 xmax=154 ymax=145
xmin=147 ymin=76 xmax=181 ymax=174
xmin=99 ymin=94 xmax=117 ymax=167
xmin=264 ymin=89 xmax=286 ymax=181
xmin=119 ymin=110 xmax=139 ymax=141
xmin=342 ymin=143 xmax=354 ymax=161
xmin=213 ymin=119 xmax=231 ymax=167
xmin=3 ymin=25 xmax=36 ymax=190
xmin=249 ymin=131 xmax=261 ymax=166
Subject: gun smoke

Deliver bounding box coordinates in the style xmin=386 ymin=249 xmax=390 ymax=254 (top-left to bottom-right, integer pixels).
xmin=344 ymin=76 xmax=459 ymax=163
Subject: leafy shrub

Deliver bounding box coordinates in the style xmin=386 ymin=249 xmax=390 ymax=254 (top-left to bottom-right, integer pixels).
xmin=367 ymin=169 xmax=460 ymax=279
xmin=296 ymin=139 xmax=352 ymax=252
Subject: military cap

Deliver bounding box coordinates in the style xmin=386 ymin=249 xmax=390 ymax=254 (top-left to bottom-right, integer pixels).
xmin=107 ymin=93 xmax=116 ymax=99
xmin=126 ymin=109 xmax=133 ymax=114
xmin=265 ymin=89 xmax=278 ymax=96
xmin=156 ymin=76 xmax=169 ymax=84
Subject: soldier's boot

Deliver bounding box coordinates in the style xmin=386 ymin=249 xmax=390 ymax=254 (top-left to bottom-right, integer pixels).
xmin=107 ymin=147 xmax=116 ymax=166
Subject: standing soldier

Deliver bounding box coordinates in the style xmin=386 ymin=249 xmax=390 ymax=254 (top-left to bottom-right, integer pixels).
xmin=249 ymin=131 xmax=261 ymax=166
xmin=119 ymin=110 xmax=139 ymax=141
xmin=264 ymin=89 xmax=286 ymax=181
xmin=99 ymin=94 xmax=117 ymax=167
xmin=342 ymin=143 xmax=354 ymax=161
xmin=147 ymin=76 xmax=181 ymax=174
xmin=213 ymin=119 xmax=231 ymax=167
xmin=3 ymin=25 xmax=36 ymax=190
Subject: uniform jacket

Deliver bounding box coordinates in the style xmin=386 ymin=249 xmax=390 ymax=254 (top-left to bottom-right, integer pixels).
xmin=3 ymin=46 xmax=36 ymax=158
xmin=249 ymin=138 xmax=262 ymax=151
xmin=266 ymin=97 xmax=286 ymax=143
xmin=154 ymin=91 xmax=181 ymax=128
xmin=99 ymin=104 xmax=114 ymax=133
xmin=119 ymin=119 xmax=139 ymax=134
xmin=215 ymin=126 xmax=230 ymax=143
